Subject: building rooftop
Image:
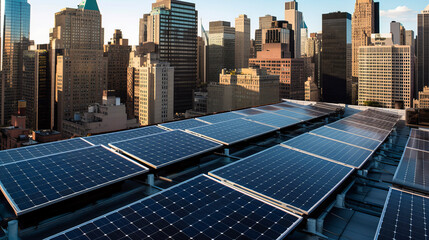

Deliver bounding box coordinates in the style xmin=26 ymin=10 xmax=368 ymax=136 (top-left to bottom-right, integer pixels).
xmin=0 ymin=100 xmax=418 ymax=240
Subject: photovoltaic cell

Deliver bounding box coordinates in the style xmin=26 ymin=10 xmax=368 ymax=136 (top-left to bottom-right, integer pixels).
xmin=375 ymin=188 xmax=429 ymax=240
xmin=410 ymin=129 xmax=429 ymax=141
xmin=276 ymin=102 xmax=329 ymax=115
xmin=109 ymin=131 xmax=222 ymax=169
xmin=346 ymin=114 xmax=395 ymax=131
xmin=210 ymin=146 xmax=353 ymax=214
xmin=188 ymin=118 xmax=277 ymax=145
xmin=407 ymin=138 xmax=429 ymax=152
xmin=0 ymin=138 xmax=92 ymax=166
xmin=255 ymin=105 xmax=283 ymax=112
xmin=273 ymin=109 xmax=314 ymax=121
xmin=358 ymin=110 xmax=399 ymax=123
xmin=84 ymin=126 xmax=167 ymax=146
xmin=282 ymin=133 xmax=373 ymax=168
xmin=312 ymin=127 xmax=382 ymax=151
xmin=196 ymin=112 xmax=243 ymax=124
xmin=274 ymin=104 xmax=325 ymax=118
xmin=328 ymin=120 xmax=389 ymax=141
xmin=0 ymin=146 xmax=148 ymax=215
xmin=47 ymin=175 xmax=303 ymax=240
xmin=245 ymin=112 xmax=301 ymax=129
xmin=393 ymin=148 xmax=429 ymax=194
xmin=234 ymin=108 xmax=265 ymax=116
xmin=159 ymin=119 xmax=209 ymax=130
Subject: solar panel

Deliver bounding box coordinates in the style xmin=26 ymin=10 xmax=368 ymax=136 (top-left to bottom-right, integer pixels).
xmin=84 ymin=126 xmax=167 ymax=146
xmin=393 ymin=148 xmax=429 ymax=194
xmin=282 ymin=133 xmax=373 ymax=169
xmin=196 ymin=112 xmax=243 ymax=124
xmin=109 ymin=131 xmax=222 ymax=169
xmin=273 ymin=109 xmax=314 ymax=121
xmin=234 ymin=108 xmax=265 ymax=116
xmin=274 ymin=104 xmax=326 ymax=118
xmin=312 ymin=127 xmax=382 ymax=151
xmin=159 ymin=119 xmax=209 ymax=130
xmin=187 ymin=118 xmax=277 ymax=145
xmin=328 ymin=120 xmax=389 ymax=142
xmin=276 ymin=102 xmax=329 ymax=114
xmin=245 ymin=112 xmax=301 ymax=129
xmin=410 ymin=129 xmax=429 ymax=141
xmin=47 ymin=175 xmax=303 ymax=240
xmin=0 ymin=146 xmax=148 ymax=216
xmin=375 ymin=188 xmax=429 ymax=240
xmin=407 ymin=138 xmax=429 ymax=152
xmin=210 ymin=146 xmax=354 ymax=214
xmin=255 ymin=105 xmax=283 ymax=112
xmin=346 ymin=114 xmax=395 ymax=131
xmin=357 ymin=110 xmax=399 ymax=123
xmin=0 ymin=138 xmax=92 ymax=166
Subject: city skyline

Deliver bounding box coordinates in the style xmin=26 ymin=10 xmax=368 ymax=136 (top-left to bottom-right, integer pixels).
xmin=28 ymin=0 xmax=424 ymax=46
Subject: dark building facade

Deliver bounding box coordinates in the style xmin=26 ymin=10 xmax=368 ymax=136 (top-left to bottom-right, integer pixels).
xmin=418 ymin=6 xmax=429 ymax=95
xmin=321 ymin=12 xmax=352 ymax=104
xmin=255 ymin=15 xmax=277 ymax=54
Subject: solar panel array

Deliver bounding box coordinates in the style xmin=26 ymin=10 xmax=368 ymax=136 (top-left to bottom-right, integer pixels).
xmin=159 ymin=119 xmax=210 ymax=130
xmin=196 ymin=112 xmax=243 ymax=124
xmin=235 ymin=108 xmax=265 ymax=116
xmin=47 ymin=175 xmax=303 ymax=240
xmin=84 ymin=126 xmax=167 ymax=146
xmin=410 ymin=128 xmax=429 ymax=141
xmin=245 ymin=112 xmax=301 ymax=129
xmin=312 ymin=127 xmax=382 ymax=151
xmin=109 ymin=131 xmax=222 ymax=169
xmin=0 ymin=146 xmax=148 ymax=215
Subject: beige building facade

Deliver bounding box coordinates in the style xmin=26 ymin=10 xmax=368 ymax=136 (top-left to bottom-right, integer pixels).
xmin=235 ymin=14 xmax=251 ymax=69
xmin=414 ymin=87 xmax=429 ymax=109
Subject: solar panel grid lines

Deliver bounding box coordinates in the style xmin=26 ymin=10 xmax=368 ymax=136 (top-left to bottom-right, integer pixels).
xmin=358 ymin=110 xmax=399 ymax=123
xmin=410 ymin=129 xmax=429 ymax=141
xmin=244 ymin=112 xmax=301 ymax=130
xmin=274 ymin=104 xmax=325 ymax=118
xmin=158 ymin=118 xmax=210 ymax=131
xmin=277 ymin=102 xmax=330 ymax=115
xmin=46 ymin=175 xmax=303 ymax=240
xmin=234 ymin=108 xmax=266 ymax=116
xmin=407 ymin=138 xmax=429 ymax=152
xmin=272 ymin=109 xmax=313 ymax=121
xmin=340 ymin=119 xmax=391 ymax=133
xmin=351 ymin=112 xmax=396 ymax=125
xmin=84 ymin=126 xmax=168 ymax=146
xmin=345 ymin=115 xmax=395 ymax=131
xmin=308 ymin=132 xmax=374 ymax=152
xmin=196 ymin=112 xmax=244 ymax=124
xmin=254 ymin=105 xmax=283 ymax=112
xmin=108 ymin=130 xmax=223 ymax=169
xmin=374 ymin=188 xmax=429 ymax=240
xmin=312 ymin=127 xmax=382 ymax=151
xmin=328 ymin=120 xmax=389 ymax=142
xmin=0 ymin=145 xmax=149 ymax=216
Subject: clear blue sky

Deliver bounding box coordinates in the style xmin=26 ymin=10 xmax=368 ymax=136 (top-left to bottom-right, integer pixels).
xmin=28 ymin=0 xmax=427 ymax=46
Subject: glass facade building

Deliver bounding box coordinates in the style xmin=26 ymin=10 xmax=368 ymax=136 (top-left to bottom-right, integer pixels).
xmin=418 ymin=6 xmax=429 ymax=95
xmin=1 ymin=0 xmax=31 ymax=125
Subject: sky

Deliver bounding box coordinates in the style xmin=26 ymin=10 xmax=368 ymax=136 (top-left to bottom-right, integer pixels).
xmin=28 ymin=0 xmax=427 ymax=46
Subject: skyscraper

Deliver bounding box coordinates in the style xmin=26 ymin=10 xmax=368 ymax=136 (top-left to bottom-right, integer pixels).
xmin=1 ymin=0 xmax=30 ymax=126
xmin=235 ymin=14 xmax=251 ymax=69
xmin=418 ymin=5 xmax=429 ymax=94
xmin=391 ymin=21 xmax=405 ymax=45
xmin=300 ymin=21 xmax=308 ymax=57
xmin=321 ymin=12 xmax=352 ymax=104
xmin=147 ymin=0 xmax=198 ymax=113
xmin=139 ymin=14 xmax=149 ymax=45
xmin=50 ymin=0 xmax=107 ymax=131
xmin=255 ymin=15 xmax=277 ymax=53
xmin=285 ymin=0 xmax=302 ymax=58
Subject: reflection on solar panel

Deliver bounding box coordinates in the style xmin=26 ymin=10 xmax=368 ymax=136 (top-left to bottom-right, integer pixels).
xmin=0 ymin=146 xmax=148 ymax=215
xmin=273 ymin=109 xmax=313 ymax=121
xmin=210 ymin=146 xmax=353 ymax=214
xmin=109 ymin=131 xmax=222 ymax=169
xmin=410 ymin=129 xmax=429 ymax=141
xmin=393 ymin=148 xmax=429 ymax=194
xmin=328 ymin=120 xmax=389 ymax=141
xmin=407 ymin=138 xmax=429 ymax=152
xmin=47 ymin=175 xmax=302 ymax=240
xmin=375 ymin=188 xmax=429 ymax=240
xmin=235 ymin=108 xmax=265 ymax=116
xmin=245 ymin=113 xmax=300 ymax=129
xmin=358 ymin=110 xmax=398 ymax=123
xmin=255 ymin=105 xmax=283 ymax=112
xmin=84 ymin=126 xmax=167 ymax=146
xmin=274 ymin=104 xmax=325 ymax=117
xmin=196 ymin=112 xmax=243 ymax=124
xmin=282 ymin=133 xmax=373 ymax=168
xmin=0 ymin=138 xmax=92 ymax=166
xmin=159 ymin=119 xmax=209 ymax=130
xmin=188 ymin=118 xmax=277 ymax=145
xmin=312 ymin=127 xmax=382 ymax=151
xmin=346 ymin=115 xmax=395 ymax=131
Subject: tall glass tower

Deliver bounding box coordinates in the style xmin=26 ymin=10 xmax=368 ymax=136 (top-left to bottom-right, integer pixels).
xmin=1 ymin=0 xmax=31 ymax=125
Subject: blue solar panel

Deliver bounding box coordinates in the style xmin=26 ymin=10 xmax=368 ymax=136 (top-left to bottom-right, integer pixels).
xmin=0 ymin=146 xmax=148 ymax=215
xmin=47 ymin=175 xmax=302 ymax=240
xmin=84 ymin=126 xmax=167 ymax=146
xmin=255 ymin=105 xmax=283 ymax=112
xmin=312 ymin=127 xmax=382 ymax=151
xmin=159 ymin=119 xmax=209 ymax=130
xmin=196 ymin=112 xmax=243 ymax=124
xmin=274 ymin=103 xmax=327 ymax=117
xmin=358 ymin=110 xmax=399 ymax=123
xmin=109 ymin=131 xmax=222 ymax=169
xmin=328 ymin=120 xmax=389 ymax=141
xmin=346 ymin=114 xmax=395 ymax=131
xmin=273 ymin=109 xmax=313 ymax=121
xmin=234 ymin=108 xmax=265 ymax=116
xmin=375 ymin=188 xmax=429 ymax=240
xmin=210 ymin=146 xmax=353 ymax=214
xmin=245 ymin=112 xmax=301 ymax=129
xmin=282 ymin=133 xmax=373 ymax=168
xmin=407 ymin=138 xmax=429 ymax=152
xmin=393 ymin=148 xmax=429 ymax=194
xmin=410 ymin=129 xmax=429 ymax=141
xmin=0 ymin=138 xmax=92 ymax=166
xmin=188 ymin=118 xmax=277 ymax=145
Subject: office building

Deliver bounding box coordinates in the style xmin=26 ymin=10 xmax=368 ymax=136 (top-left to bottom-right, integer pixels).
xmin=414 ymin=87 xmax=429 ymax=109
xmin=235 ymin=14 xmax=251 ymax=69
xmin=322 ymin=12 xmax=352 ymax=104
xmin=207 ymin=68 xmax=279 ymax=113
xmin=50 ymin=0 xmax=107 ymax=132
xmin=1 ymin=0 xmax=30 ymax=126
xmin=139 ymin=14 xmax=149 ymax=45
xmin=358 ymin=43 xmax=412 ymax=108
xmin=207 ymin=21 xmax=235 ymax=83
xmin=391 ymin=21 xmax=405 ymax=45
xmin=418 ymin=5 xmax=429 ymax=93
xmin=307 ymin=32 xmax=322 ymax=87
xmin=305 ymin=77 xmax=320 ymax=102
xmin=285 ymin=0 xmax=303 ymax=58
xmin=301 ymin=21 xmax=308 ymax=57
xmin=255 ymin=15 xmax=277 ymax=52
xmin=405 ymin=30 xmax=415 ymax=54
xmin=22 ymin=44 xmax=51 ymax=131
xmin=197 ymin=36 xmax=205 ymax=86
xmin=147 ymin=0 xmax=197 ymax=113
xmin=104 ymin=30 xmax=131 ymax=103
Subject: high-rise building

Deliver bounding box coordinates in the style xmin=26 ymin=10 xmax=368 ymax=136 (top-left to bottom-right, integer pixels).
xmin=197 ymin=36 xmax=204 ymax=86
xmin=1 ymin=0 xmax=30 ymax=126
xmin=255 ymin=15 xmax=277 ymax=53
xmin=50 ymin=0 xmax=108 ymax=132
xmin=207 ymin=21 xmax=235 ymax=83
xmin=307 ymin=32 xmax=322 ymax=87
xmin=285 ymin=0 xmax=303 ymax=58
xmin=235 ymin=14 xmax=251 ymax=69
xmin=22 ymin=44 xmax=51 ymax=131
xmin=147 ymin=0 xmax=198 ymax=113
xmin=139 ymin=14 xmax=149 ymax=45
xmin=391 ymin=21 xmax=405 ymax=45
xmin=358 ymin=42 xmax=412 ymax=109
xmin=418 ymin=5 xmax=429 ymax=94
xmin=405 ymin=30 xmax=415 ymax=53
xmin=300 ymin=21 xmax=308 ymax=57
xmin=321 ymin=12 xmax=352 ymax=104
xmin=104 ymin=30 xmax=131 ymax=104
